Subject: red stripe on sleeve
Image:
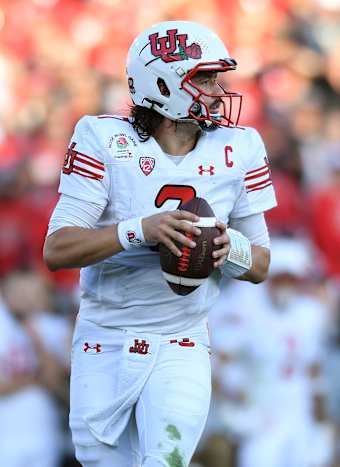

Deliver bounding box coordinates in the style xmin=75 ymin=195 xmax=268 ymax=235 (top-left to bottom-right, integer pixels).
xmin=247 ymin=181 xmax=273 ymax=193
xmin=74 ymin=155 xmax=105 ymax=172
xmin=74 ymin=151 xmax=104 ymax=168
xmin=72 ymin=164 xmax=104 ymax=180
xmin=246 ymin=176 xmax=271 ymax=190
xmin=246 ymin=163 xmax=269 ymax=175
xmin=72 ymin=170 xmax=102 ymax=180
xmin=244 ymin=168 xmax=270 ymax=182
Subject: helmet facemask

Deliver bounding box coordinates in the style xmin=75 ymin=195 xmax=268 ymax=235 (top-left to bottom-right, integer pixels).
xmin=181 ymin=60 xmax=243 ymax=131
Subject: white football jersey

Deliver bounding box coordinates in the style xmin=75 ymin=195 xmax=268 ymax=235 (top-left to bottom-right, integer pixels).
xmin=58 ymin=115 xmax=277 ymax=333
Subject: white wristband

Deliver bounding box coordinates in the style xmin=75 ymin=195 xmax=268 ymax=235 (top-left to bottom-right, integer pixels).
xmin=220 ymin=228 xmax=252 ymax=278
xmin=117 ymin=217 xmax=145 ymax=250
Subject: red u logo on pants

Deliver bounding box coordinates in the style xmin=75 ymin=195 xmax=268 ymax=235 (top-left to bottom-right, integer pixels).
xmin=129 ymin=339 xmax=150 ymax=355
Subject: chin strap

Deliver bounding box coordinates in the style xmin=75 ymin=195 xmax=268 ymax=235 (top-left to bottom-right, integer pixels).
xmin=198 ymin=119 xmax=219 ymax=132
xmin=175 ymin=103 xmax=220 ymax=132
xmin=190 ymin=102 xmax=220 ymax=132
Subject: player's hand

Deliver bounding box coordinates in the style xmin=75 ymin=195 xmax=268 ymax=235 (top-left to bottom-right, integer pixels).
xmin=142 ymin=210 xmax=201 ymax=257
xmin=213 ymin=220 xmax=231 ymax=267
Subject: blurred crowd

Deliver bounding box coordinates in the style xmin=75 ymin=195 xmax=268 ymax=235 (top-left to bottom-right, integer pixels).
xmin=0 ymin=0 xmax=340 ymax=466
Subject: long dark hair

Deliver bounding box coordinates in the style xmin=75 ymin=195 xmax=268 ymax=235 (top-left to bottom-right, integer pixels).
xmin=130 ymin=105 xmax=164 ymax=142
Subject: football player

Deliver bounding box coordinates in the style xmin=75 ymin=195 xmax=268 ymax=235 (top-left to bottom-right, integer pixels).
xmin=44 ymin=21 xmax=277 ymax=467
xmin=208 ymin=239 xmax=332 ymax=467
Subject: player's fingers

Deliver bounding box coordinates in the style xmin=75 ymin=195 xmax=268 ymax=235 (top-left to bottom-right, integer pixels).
xmin=171 ymin=209 xmax=200 ymax=223
xmin=168 ymin=226 xmax=197 ymax=248
xmin=171 ymin=219 xmax=201 ymax=236
xmin=171 ymin=230 xmax=197 ymax=248
xmin=214 ymin=255 xmax=228 ymax=268
xmin=160 ymin=224 xmax=197 ymax=249
xmin=212 ymin=242 xmax=230 ymax=267
xmin=213 ymin=245 xmax=230 ymax=259
xmin=215 ymin=220 xmax=226 ymax=232
xmin=214 ymin=232 xmax=230 ymax=246
xmin=159 ymin=235 xmax=182 ymax=257
xmin=160 ymin=213 xmax=200 ymax=235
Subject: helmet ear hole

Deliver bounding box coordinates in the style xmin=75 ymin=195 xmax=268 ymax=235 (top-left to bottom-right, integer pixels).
xmin=157 ymin=78 xmax=170 ymax=97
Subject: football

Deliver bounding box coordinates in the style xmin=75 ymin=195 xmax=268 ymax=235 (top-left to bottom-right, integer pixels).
xmin=159 ymin=197 xmax=221 ymax=295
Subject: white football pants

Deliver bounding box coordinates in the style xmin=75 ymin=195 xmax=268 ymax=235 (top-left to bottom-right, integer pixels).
xmin=70 ymin=318 xmax=211 ymax=467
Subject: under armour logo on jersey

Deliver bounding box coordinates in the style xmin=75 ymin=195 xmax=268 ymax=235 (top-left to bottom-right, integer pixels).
xmin=170 ymin=338 xmax=195 ymax=347
xmin=129 ymin=339 xmax=150 ymax=355
xmin=83 ymin=342 xmax=102 ymax=353
xmin=198 ymin=165 xmax=215 ymax=176
xmin=139 ymin=157 xmax=155 ymax=176
xmin=148 ymin=29 xmax=202 ymax=63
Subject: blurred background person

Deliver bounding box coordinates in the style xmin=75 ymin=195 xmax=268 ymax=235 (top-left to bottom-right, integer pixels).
xmin=197 ymin=238 xmax=336 ymax=467
xmin=0 ymin=270 xmax=72 ymax=467
xmin=309 ymin=149 xmax=340 ymax=280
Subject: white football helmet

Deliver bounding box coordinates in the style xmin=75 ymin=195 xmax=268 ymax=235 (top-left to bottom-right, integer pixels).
xmin=126 ymin=21 xmax=242 ymax=130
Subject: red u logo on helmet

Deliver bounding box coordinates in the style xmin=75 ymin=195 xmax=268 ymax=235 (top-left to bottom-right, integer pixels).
xmin=149 ymin=29 xmax=202 ymax=63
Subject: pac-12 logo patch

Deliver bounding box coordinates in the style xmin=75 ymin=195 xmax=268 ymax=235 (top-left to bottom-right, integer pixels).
xmin=139 ymin=157 xmax=155 ymax=176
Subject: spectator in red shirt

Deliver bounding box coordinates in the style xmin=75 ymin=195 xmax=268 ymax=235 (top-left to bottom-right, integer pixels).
xmin=309 ymin=151 xmax=340 ymax=279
